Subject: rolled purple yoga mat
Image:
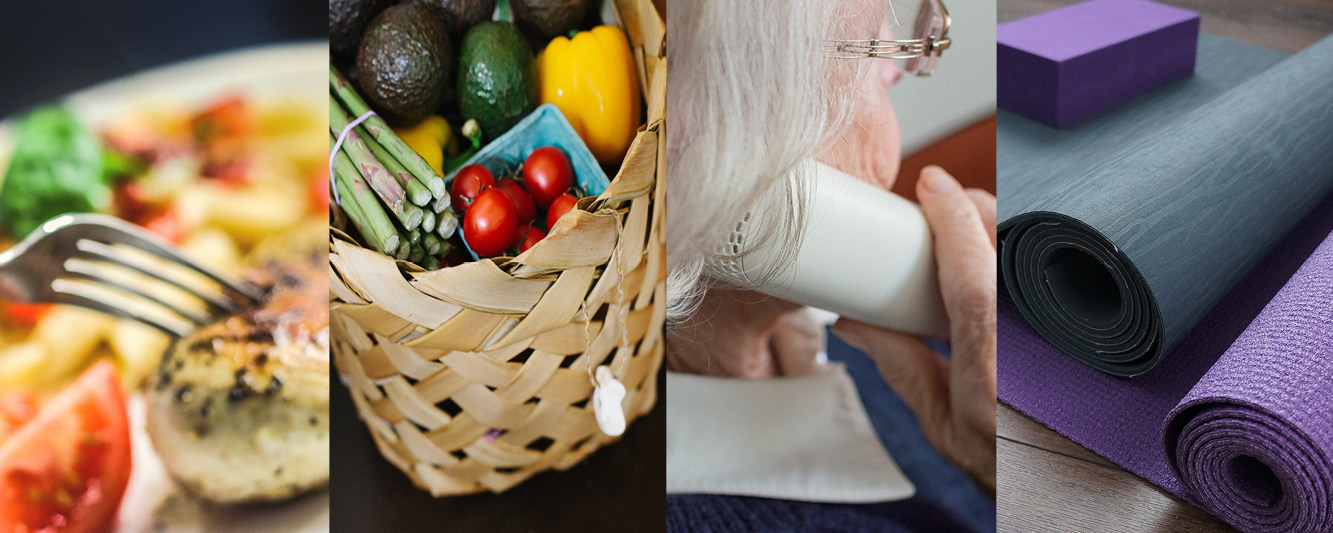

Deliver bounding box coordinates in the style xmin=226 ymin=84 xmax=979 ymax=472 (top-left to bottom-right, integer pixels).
xmin=1165 ymin=234 xmax=1333 ymax=531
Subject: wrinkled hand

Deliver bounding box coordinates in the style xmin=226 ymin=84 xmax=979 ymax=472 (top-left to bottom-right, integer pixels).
xmin=666 ymin=289 xmax=823 ymax=378
xmin=832 ymin=166 xmax=998 ymax=496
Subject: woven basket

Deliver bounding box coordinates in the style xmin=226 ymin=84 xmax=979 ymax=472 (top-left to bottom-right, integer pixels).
xmin=329 ymin=0 xmax=666 ymax=496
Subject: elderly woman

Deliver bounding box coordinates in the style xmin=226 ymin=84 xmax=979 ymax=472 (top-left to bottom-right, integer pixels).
xmin=666 ymin=0 xmax=997 ymax=526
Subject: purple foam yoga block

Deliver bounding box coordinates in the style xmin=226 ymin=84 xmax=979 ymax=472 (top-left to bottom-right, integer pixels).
xmin=998 ymin=0 xmax=1200 ymax=128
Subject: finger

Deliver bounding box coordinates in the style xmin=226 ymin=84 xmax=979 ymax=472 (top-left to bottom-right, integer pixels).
xmin=915 ymin=166 xmax=998 ymax=387
xmin=831 ymin=317 xmax=950 ymax=430
xmin=965 ymin=188 xmax=997 ymax=248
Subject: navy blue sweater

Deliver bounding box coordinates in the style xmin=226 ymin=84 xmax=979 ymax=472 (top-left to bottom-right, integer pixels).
xmin=667 ymin=331 xmax=996 ymax=532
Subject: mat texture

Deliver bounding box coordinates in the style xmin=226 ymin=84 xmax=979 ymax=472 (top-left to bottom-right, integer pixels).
xmin=999 ymin=33 xmax=1333 ymax=533
xmin=999 ymin=34 xmax=1333 ymax=377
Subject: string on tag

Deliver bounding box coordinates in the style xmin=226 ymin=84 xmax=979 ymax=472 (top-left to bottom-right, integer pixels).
xmin=328 ymin=110 xmax=377 ymax=206
xmin=580 ymin=206 xmax=631 ymax=385
xmin=576 ymin=203 xmax=635 ymax=437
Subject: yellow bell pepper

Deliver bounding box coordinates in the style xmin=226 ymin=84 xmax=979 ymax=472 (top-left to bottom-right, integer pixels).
xmin=392 ymin=115 xmax=456 ymax=176
xmin=538 ymin=26 xmax=641 ymax=165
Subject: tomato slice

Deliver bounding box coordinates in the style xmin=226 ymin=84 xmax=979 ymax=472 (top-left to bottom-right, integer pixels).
xmin=0 ymin=360 xmax=132 ymax=533
xmin=0 ymin=392 xmax=38 ymax=442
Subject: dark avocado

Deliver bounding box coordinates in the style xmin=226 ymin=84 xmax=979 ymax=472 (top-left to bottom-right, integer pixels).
xmin=457 ymin=21 xmax=538 ymax=141
xmin=416 ymin=0 xmax=497 ymax=39
xmin=329 ymin=0 xmax=393 ymax=57
xmin=511 ymin=0 xmax=593 ymax=41
xmin=355 ymin=3 xmax=455 ymax=126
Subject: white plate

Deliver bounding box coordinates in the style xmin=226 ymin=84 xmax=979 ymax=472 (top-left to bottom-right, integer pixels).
xmin=0 ymin=41 xmax=330 ymax=532
xmin=0 ymin=41 xmax=326 ymax=177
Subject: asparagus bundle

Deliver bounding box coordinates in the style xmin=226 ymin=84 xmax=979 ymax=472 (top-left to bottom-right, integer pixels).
xmin=330 ymin=66 xmax=469 ymax=268
xmin=329 ymin=136 xmax=399 ymax=255
xmin=330 ymin=67 xmax=447 ymax=198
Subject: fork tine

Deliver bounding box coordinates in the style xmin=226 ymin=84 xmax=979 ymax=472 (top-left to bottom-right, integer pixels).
xmin=60 ymin=262 xmax=213 ymax=327
xmin=73 ymin=240 xmax=239 ymax=313
xmin=70 ymin=215 xmax=265 ymax=304
xmin=50 ymin=280 xmax=193 ymax=337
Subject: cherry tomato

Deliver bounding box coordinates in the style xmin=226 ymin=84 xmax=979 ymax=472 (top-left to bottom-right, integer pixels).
xmin=522 ymin=146 xmax=574 ymax=209
xmin=0 ymin=360 xmax=132 ymax=533
xmin=463 ymin=188 xmax=518 ymax=257
xmin=497 ymin=179 xmax=536 ymax=226
xmin=517 ymin=225 xmax=547 ymax=253
xmin=1 ymin=302 xmax=54 ymax=327
xmin=450 ymin=165 xmax=495 ymax=215
xmin=546 ymin=192 xmax=579 ymax=233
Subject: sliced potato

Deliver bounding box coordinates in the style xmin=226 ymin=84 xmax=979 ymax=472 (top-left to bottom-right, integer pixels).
xmin=34 ymin=306 xmax=114 ymax=383
xmin=203 ymin=187 xmax=306 ymax=245
xmin=180 ymin=226 xmax=243 ymax=274
xmin=109 ymin=320 xmax=173 ymax=386
xmin=0 ymin=340 xmax=48 ymax=389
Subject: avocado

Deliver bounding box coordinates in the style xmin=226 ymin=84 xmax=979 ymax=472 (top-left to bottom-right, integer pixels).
xmin=511 ymin=0 xmax=593 ymax=41
xmin=457 ymin=22 xmax=538 ymax=141
xmin=329 ymin=0 xmax=393 ymax=57
xmin=355 ymin=3 xmax=455 ymax=126
xmin=415 ymin=0 xmax=497 ymax=39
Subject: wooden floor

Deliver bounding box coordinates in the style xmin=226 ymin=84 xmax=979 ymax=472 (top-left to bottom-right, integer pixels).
xmin=995 ymin=1 xmax=1333 ymax=532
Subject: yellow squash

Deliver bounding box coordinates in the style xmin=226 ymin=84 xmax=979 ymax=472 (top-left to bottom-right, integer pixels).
xmin=538 ymin=26 xmax=641 ymax=165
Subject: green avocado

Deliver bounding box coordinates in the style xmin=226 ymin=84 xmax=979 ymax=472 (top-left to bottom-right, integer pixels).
xmin=511 ymin=0 xmax=593 ymax=41
xmin=355 ymin=3 xmax=454 ymax=126
xmin=329 ymin=0 xmax=393 ymax=58
xmin=457 ymin=21 xmax=538 ymax=141
xmin=416 ymin=0 xmax=497 ymax=40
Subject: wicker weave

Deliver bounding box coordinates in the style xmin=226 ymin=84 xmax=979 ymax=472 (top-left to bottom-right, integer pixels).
xmin=329 ymin=0 xmax=666 ymax=496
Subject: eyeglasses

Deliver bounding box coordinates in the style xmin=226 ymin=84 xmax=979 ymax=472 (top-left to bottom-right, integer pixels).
xmin=824 ymin=0 xmax=952 ymax=77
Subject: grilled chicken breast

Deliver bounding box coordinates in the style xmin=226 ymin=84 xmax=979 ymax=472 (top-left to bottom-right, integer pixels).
xmin=146 ymin=231 xmax=328 ymax=504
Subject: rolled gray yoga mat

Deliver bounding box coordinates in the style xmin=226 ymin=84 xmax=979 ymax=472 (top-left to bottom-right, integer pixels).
xmin=999 ymin=34 xmax=1333 ymax=377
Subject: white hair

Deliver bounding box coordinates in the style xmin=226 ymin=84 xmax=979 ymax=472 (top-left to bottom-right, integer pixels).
xmin=665 ymin=0 xmax=881 ymax=325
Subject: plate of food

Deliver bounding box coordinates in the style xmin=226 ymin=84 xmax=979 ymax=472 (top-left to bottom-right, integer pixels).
xmin=0 ymin=42 xmax=329 ymax=532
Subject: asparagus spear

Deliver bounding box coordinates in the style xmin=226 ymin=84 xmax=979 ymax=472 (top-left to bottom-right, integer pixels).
xmin=331 ymin=139 xmax=401 ymax=255
xmin=408 ymin=227 xmax=422 ymax=245
xmin=394 ymin=239 xmax=411 ymax=261
xmin=421 ymin=210 xmax=437 ymax=233
xmin=360 ymin=124 xmax=432 ymax=206
xmin=328 ymin=110 xmax=422 ymax=231
xmin=401 ymin=200 xmax=426 ymax=234
xmin=423 ymin=233 xmax=442 ymax=256
xmin=436 ymin=209 xmax=458 ymax=239
xmin=330 ymin=67 xmax=447 ymax=199
xmin=408 ymin=245 xmax=425 ymax=264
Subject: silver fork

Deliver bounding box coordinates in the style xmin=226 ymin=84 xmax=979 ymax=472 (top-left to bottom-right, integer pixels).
xmin=0 ymin=214 xmax=264 ymax=337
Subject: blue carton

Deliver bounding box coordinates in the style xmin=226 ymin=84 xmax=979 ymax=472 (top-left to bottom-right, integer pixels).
xmin=447 ymin=104 xmax=612 ymax=259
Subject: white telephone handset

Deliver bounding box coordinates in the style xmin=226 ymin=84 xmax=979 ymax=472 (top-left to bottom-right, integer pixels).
xmin=705 ymin=160 xmax=949 ymax=339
